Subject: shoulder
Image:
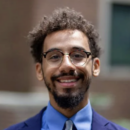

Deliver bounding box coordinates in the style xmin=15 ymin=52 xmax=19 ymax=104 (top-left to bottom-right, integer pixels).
xmin=4 ymin=107 xmax=47 ymax=130
xmin=107 ymin=121 xmax=128 ymax=130
xmin=4 ymin=121 xmax=25 ymax=130
xmin=92 ymin=109 xmax=128 ymax=130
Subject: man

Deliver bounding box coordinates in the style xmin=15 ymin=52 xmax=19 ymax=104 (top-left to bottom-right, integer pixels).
xmin=5 ymin=7 xmax=127 ymax=130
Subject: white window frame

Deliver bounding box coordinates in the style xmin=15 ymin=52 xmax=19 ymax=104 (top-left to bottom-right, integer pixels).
xmin=98 ymin=0 xmax=130 ymax=79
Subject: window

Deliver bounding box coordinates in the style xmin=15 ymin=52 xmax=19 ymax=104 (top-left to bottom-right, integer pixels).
xmin=98 ymin=0 xmax=130 ymax=79
xmin=110 ymin=3 xmax=130 ymax=66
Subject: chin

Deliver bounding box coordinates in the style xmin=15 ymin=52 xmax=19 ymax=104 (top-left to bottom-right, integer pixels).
xmin=52 ymin=89 xmax=86 ymax=109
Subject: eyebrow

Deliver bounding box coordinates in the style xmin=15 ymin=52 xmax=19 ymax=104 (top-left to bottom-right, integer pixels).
xmin=72 ymin=47 xmax=86 ymax=51
xmin=44 ymin=48 xmax=61 ymax=53
xmin=45 ymin=46 xmax=87 ymax=53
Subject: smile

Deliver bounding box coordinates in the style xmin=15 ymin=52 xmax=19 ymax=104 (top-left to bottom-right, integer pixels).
xmin=59 ymin=79 xmax=77 ymax=83
xmin=55 ymin=76 xmax=80 ymax=88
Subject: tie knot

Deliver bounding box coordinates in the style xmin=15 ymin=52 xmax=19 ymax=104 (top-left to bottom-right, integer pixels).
xmin=65 ymin=120 xmax=73 ymax=130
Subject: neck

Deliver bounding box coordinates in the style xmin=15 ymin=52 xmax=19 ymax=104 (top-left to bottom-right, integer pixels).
xmin=49 ymin=92 xmax=89 ymax=118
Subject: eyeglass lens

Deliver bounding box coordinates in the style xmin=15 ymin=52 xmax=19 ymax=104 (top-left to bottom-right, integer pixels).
xmin=45 ymin=50 xmax=88 ymax=66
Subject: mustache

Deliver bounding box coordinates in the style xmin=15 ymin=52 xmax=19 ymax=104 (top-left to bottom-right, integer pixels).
xmin=51 ymin=71 xmax=84 ymax=81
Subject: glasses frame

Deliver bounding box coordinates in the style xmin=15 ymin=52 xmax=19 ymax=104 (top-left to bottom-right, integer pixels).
xmin=41 ymin=49 xmax=92 ymax=66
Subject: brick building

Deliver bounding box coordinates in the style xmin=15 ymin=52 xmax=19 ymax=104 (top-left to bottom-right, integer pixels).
xmin=0 ymin=0 xmax=130 ymax=129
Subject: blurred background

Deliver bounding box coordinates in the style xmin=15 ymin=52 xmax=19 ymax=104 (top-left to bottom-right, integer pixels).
xmin=0 ymin=0 xmax=130 ymax=129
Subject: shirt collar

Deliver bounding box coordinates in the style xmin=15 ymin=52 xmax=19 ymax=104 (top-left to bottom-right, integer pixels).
xmin=42 ymin=100 xmax=92 ymax=130
xmin=44 ymin=102 xmax=67 ymax=130
xmin=70 ymin=100 xmax=92 ymax=130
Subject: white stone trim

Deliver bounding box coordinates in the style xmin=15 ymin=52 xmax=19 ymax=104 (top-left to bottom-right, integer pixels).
xmin=0 ymin=91 xmax=49 ymax=109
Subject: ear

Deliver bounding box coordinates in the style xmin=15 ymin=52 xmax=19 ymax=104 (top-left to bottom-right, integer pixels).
xmin=92 ymin=58 xmax=100 ymax=77
xmin=35 ymin=63 xmax=43 ymax=81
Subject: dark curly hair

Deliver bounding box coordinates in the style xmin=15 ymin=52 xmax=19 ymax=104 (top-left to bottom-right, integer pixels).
xmin=28 ymin=7 xmax=100 ymax=63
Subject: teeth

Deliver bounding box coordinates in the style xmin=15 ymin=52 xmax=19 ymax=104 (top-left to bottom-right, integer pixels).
xmin=60 ymin=79 xmax=76 ymax=83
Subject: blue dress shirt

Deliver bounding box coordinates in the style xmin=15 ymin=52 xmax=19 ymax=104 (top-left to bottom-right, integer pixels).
xmin=41 ymin=100 xmax=92 ymax=130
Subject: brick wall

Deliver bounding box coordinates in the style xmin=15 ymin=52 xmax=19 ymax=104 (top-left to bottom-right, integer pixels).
xmin=0 ymin=0 xmax=34 ymax=92
xmin=0 ymin=0 xmax=130 ymax=129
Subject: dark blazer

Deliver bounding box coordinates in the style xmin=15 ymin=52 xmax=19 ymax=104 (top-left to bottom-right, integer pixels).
xmin=4 ymin=107 xmax=127 ymax=130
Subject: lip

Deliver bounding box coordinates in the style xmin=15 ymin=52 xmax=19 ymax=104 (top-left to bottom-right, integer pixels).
xmin=55 ymin=76 xmax=79 ymax=88
xmin=56 ymin=76 xmax=79 ymax=80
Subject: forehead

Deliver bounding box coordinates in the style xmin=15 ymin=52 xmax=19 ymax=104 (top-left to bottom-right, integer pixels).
xmin=43 ymin=29 xmax=90 ymax=52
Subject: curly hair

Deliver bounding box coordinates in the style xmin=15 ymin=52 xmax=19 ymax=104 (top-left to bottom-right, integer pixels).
xmin=28 ymin=7 xmax=100 ymax=63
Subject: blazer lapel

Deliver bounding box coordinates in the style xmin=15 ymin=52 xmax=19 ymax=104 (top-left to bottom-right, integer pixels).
xmin=91 ymin=109 xmax=109 ymax=130
xmin=22 ymin=107 xmax=47 ymax=130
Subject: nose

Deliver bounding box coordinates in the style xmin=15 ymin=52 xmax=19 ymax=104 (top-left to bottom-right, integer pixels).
xmin=58 ymin=54 xmax=75 ymax=73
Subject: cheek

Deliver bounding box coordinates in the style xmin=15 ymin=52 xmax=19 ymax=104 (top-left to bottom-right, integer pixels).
xmin=76 ymin=64 xmax=92 ymax=77
xmin=42 ymin=62 xmax=50 ymax=79
xmin=43 ymin=63 xmax=57 ymax=80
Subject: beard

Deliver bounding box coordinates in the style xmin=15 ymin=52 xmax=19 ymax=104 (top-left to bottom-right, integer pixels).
xmin=43 ymin=70 xmax=91 ymax=109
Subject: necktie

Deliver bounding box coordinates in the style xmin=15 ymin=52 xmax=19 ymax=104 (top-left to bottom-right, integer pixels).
xmin=65 ymin=120 xmax=73 ymax=130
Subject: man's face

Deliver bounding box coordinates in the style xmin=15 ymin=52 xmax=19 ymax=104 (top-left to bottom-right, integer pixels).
xmin=36 ymin=29 xmax=100 ymax=109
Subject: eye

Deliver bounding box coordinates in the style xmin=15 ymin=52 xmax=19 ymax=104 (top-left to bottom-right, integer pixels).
xmin=72 ymin=53 xmax=84 ymax=59
xmin=74 ymin=53 xmax=83 ymax=58
xmin=70 ymin=51 xmax=86 ymax=62
xmin=49 ymin=54 xmax=61 ymax=61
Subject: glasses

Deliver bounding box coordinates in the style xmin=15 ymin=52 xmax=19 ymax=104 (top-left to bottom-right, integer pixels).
xmin=42 ymin=49 xmax=91 ymax=67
